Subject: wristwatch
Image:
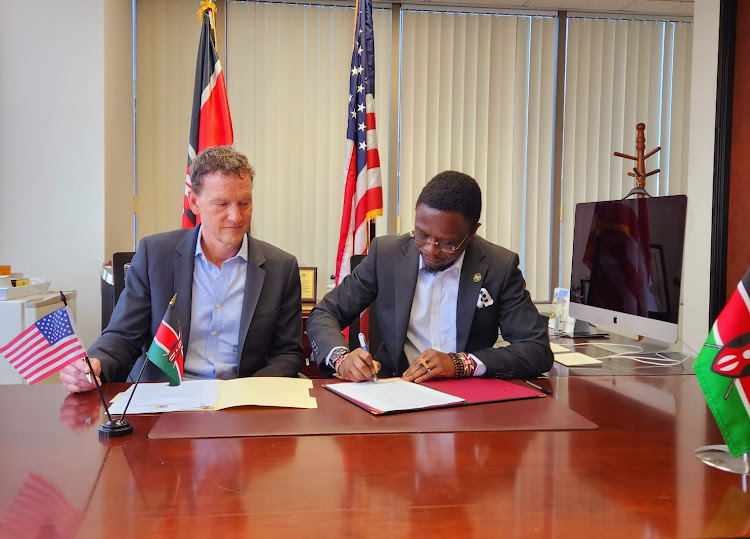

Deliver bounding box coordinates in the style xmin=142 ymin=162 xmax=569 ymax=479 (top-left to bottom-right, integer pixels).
xmin=328 ymin=347 xmax=350 ymax=373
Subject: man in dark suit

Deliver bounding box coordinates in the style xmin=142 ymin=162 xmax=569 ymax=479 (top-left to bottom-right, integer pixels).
xmin=61 ymin=146 xmax=303 ymax=392
xmin=307 ymin=170 xmax=552 ymax=382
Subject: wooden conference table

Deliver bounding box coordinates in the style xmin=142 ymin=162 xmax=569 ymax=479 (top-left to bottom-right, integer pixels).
xmin=0 ymin=375 xmax=747 ymax=538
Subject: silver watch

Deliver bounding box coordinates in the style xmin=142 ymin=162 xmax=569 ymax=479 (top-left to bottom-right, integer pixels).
xmin=328 ymin=347 xmax=349 ymax=372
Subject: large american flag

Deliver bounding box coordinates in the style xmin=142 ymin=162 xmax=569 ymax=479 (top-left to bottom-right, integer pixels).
xmin=183 ymin=2 xmax=233 ymax=229
xmin=335 ymin=0 xmax=383 ymax=284
xmin=0 ymin=306 xmax=87 ymax=385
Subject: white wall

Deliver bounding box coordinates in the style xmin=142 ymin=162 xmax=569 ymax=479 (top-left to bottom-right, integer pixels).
xmin=681 ymin=0 xmax=720 ymax=353
xmin=0 ymin=0 xmax=133 ymax=347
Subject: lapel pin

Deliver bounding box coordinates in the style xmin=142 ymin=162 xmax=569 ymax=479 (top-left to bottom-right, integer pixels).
xmin=473 ymin=273 xmax=482 ymax=282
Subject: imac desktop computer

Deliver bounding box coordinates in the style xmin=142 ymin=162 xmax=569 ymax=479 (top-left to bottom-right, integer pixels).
xmin=568 ymin=195 xmax=688 ymax=345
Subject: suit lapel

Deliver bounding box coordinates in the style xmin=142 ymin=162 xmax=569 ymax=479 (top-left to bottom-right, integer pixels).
xmin=456 ymin=240 xmax=487 ymax=350
xmin=393 ymin=241 xmax=419 ymax=369
xmin=174 ymin=227 xmax=199 ymax=354
xmin=238 ymin=234 xmax=265 ymax=364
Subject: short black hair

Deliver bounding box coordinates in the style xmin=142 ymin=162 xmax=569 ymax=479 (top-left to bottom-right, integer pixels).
xmin=416 ymin=171 xmax=482 ymax=229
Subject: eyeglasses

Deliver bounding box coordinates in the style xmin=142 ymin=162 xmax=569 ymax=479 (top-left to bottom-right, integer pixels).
xmin=410 ymin=230 xmax=470 ymax=253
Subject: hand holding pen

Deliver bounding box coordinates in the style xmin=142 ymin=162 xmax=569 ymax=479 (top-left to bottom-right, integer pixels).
xmin=333 ymin=333 xmax=381 ymax=382
xmin=358 ymin=333 xmax=378 ymax=383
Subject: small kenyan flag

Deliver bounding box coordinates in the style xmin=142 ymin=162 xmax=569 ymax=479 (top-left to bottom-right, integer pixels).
xmin=146 ymin=294 xmax=184 ymax=386
xmin=695 ymin=268 xmax=750 ymax=457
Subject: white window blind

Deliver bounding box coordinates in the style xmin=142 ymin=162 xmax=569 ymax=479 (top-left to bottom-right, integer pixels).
xmin=136 ymin=1 xmax=391 ymax=299
xmin=559 ymin=18 xmax=693 ymax=289
xmin=399 ymin=11 xmax=557 ymax=299
xmin=226 ymin=2 xmax=391 ymax=290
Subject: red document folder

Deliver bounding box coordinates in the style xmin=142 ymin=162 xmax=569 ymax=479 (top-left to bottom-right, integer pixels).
xmin=324 ymin=377 xmax=544 ymax=415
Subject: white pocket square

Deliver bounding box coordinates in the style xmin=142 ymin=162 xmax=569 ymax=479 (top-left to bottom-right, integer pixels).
xmin=477 ymin=288 xmax=494 ymax=308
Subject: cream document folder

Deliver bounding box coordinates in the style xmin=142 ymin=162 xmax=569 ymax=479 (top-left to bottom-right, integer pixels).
xmin=109 ymin=378 xmax=317 ymax=414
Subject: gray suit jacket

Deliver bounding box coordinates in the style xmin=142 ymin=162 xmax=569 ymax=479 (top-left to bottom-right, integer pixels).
xmin=90 ymin=227 xmax=303 ymax=382
xmin=307 ymin=234 xmax=552 ymax=379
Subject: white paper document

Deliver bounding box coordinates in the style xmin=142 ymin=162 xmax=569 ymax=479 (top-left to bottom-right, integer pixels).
xmin=108 ymin=378 xmax=317 ymax=415
xmin=326 ymin=378 xmax=464 ymax=413
xmin=109 ymin=380 xmax=221 ymax=414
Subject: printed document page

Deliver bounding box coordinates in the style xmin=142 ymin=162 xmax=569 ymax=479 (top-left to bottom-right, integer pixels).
xmin=328 ymin=378 xmax=464 ymax=413
xmin=109 ymin=380 xmax=221 ymax=414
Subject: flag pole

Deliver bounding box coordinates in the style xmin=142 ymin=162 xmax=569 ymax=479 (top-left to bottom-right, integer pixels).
xmin=117 ymin=293 xmax=179 ymax=422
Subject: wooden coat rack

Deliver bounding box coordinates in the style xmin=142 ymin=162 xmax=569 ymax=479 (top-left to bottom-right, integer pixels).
xmin=614 ymin=122 xmax=660 ymax=198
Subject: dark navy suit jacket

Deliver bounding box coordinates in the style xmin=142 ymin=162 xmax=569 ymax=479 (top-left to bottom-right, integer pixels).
xmin=307 ymin=234 xmax=552 ymax=379
xmin=90 ymin=227 xmax=303 ymax=382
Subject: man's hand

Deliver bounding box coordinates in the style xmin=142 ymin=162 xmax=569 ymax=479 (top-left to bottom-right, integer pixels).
xmin=337 ymin=348 xmax=381 ymax=382
xmin=402 ymin=349 xmax=454 ymax=383
xmin=60 ymin=358 xmax=102 ymax=393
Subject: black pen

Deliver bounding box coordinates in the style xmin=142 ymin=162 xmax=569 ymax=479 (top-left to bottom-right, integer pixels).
xmin=524 ymin=379 xmax=552 ymax=395
xmin=358 ymin=332 xmax=377 ymax=383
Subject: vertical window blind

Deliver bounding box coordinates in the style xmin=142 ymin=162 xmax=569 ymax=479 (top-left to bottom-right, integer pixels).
xmin=399 ymin=11 xmax=557 ymax=299
xmin=135 ymin=2 xmax=692 ymax=302
xmin=559 ymin=17 xmax=693 ymax=290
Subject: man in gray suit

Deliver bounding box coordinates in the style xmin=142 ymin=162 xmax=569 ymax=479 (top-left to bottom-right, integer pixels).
xmin=61 ymin=146 xmax=303 ymax=393
xmin=307 ymin=170 xmax=552 ymax=383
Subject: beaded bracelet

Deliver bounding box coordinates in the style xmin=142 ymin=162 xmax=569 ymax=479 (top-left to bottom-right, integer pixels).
xmin=450 ymin=352 xmax=476 ymax=378
xmin=451 ymin=353 xmax=463 ymax=377
xmin=333 ymin=354 xmax=347 ymax=376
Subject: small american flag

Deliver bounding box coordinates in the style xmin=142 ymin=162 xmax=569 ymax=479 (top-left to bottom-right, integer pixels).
xmin=0 ymin=306 xmax=87 ymax=385
xmin=335 ymin=0 xmax=383 ymax=284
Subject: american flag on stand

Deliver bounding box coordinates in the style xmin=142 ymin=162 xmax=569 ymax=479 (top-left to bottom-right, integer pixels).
xmin=335 ymin=0 xmax=383 ymax=285
xmin=0 ymin=306 xmax=87 ymax=385
xmin=183 ymin=1 xmax=233 ymax=229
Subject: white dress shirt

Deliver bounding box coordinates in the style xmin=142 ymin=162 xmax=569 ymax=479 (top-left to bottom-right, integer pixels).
xmin=404 ymin=252 xmax=486 ymax=376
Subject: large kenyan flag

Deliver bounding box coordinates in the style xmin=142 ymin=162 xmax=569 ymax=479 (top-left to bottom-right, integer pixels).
xmin=146 ymin=295 xmax=184 ymax=387
xmin=183 ymin=3 xmax=233 ymax=228
xmin=695 ymin=267 xmax=750 ymax=457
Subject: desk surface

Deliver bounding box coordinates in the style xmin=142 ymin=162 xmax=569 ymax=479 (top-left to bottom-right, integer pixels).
xmin=0 ymin=376 xmax=746 ymax=538
xmin=550 ymin=333 xmax=696 ymax=376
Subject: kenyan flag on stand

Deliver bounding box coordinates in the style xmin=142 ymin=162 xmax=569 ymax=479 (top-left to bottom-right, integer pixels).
xmin=146 ymin=294 xmax=184 ymax=386
xmin=695 ymin=268 xmax=750 ymax=457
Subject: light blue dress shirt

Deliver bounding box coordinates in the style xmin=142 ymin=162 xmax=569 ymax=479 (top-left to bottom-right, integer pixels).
xmin=183 ymin=229 xmax=248 ymax=380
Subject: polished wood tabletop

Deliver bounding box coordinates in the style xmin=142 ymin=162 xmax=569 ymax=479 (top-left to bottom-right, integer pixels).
xmin=0 ymin=375 xmax=747 ymax=538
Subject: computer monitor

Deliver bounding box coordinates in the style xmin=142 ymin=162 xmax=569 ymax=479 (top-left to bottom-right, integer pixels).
xmin=568 ymin=195 xmax=688 ymax=344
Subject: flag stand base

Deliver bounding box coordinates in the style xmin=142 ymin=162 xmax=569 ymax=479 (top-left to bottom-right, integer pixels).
xmin=98 ymin=418 xmax=134 ymax=438
xmin=695 ymin=445 xmax=749 ymax=475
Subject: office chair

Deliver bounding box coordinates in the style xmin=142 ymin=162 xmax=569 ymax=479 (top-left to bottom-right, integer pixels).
xmin=101 ymin=251 xmax=135 ymax=330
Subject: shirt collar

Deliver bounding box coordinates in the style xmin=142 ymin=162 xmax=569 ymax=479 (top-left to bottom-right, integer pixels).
xmin=418 ymin=250 xmax=466 ymax=274
xmin=194 ymin=226 xmax=249 ymax=263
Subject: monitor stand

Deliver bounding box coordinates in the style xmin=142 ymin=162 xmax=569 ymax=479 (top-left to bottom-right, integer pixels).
xmin=566 ymin=320 xmax=610 ymax=339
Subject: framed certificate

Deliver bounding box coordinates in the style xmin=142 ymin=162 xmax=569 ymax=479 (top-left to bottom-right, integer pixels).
xmin=299 ymin=267 xmax=317 ymax=310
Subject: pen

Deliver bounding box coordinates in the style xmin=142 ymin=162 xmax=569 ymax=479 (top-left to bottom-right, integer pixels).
xmin=524 ymin=379 xmax=552 ymax=395
xmin=358 ymin=332 xmax=377 ymax=383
